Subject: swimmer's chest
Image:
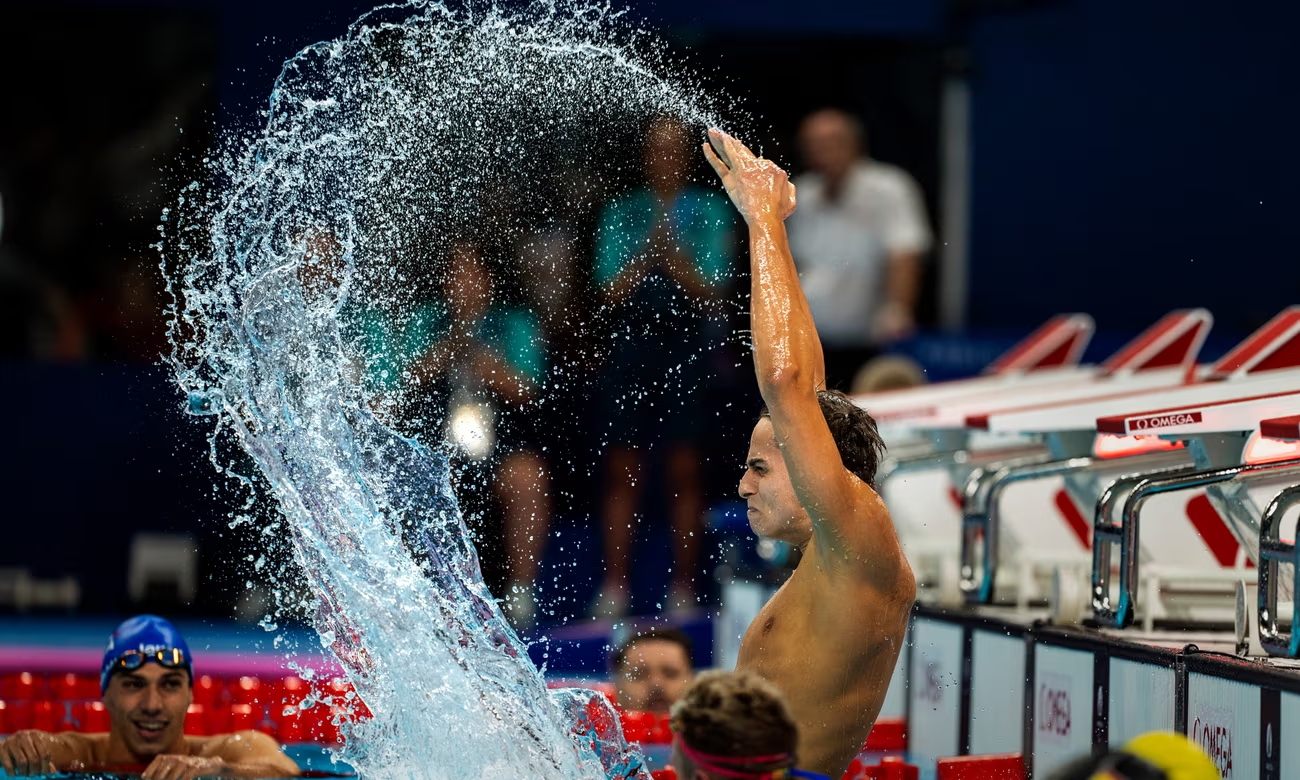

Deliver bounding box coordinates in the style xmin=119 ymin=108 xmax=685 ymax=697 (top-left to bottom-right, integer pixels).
xmin=736 ymin=568 xmax=874 ymax=683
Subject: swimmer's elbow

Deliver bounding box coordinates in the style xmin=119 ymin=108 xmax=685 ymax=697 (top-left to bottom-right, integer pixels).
xmin=756 ymin=362 xmax=810 ymax=399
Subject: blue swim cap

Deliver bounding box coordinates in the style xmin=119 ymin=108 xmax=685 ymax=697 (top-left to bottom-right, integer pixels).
xmin=101 ymin=615 xmax=194 ymax=693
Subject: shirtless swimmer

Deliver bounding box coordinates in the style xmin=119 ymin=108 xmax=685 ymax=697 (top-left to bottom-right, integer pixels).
xmin=703 ymin=128 xmax=916 ymax=779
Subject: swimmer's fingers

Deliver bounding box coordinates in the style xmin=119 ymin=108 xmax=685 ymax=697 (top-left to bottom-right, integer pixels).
xmin=5 ymin=733 xmax=46 ymax=776
xmin=141 ymin=754 xmax=167 ymax=780
xmin=705 ymin=128 xmax=733 ymax=169
xmin=0 ymin=737 xmax=14 ymax=776
xmin=22 ymin=733 xmax=49 ymax=776
xmin=783 ymin=181 xmax=798 ymax=219
xmin=702 ymin=141 xmax=729 ymax=180
xmin=719 ymin=130 xmax=758 ymax=168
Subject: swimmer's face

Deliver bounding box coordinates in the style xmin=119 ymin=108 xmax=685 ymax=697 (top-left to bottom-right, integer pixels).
xmin=615 ymin=639 xmax=693 ymax=714
xmin=738 ymin=418 xmax=813 ymax=545
xmin=103 ymin=663 xmax=192 ymax=761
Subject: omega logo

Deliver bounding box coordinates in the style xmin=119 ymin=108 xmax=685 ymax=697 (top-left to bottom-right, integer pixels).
xmin=1038 ymin=684 xmax=1072 ymax=736
xmin=1191 ymin=716 xmax=1233 ymax=776
xmin=1128 ymin=411 xmax=1202 ymax=432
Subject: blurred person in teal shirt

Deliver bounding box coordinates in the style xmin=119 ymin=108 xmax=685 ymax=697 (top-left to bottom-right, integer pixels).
xmin=591 ymin=116 xmax=735 ymax=618
xmin=349 ymin=238 xmax=550 ymax=628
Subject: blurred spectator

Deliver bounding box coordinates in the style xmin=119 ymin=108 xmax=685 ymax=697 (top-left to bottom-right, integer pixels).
xmin=787 ymin=108 xmax=932 ymax=390
xmin=415 ymin=240 xmax=550 ymax=627
xmin=591 ymin=116 xmax=735 ymax=618
xmin=850 ymin=354 xmax=926 ymax=395
xmin=350 ymin=239 xmax=551 ymax=627
xmin=611 ymin=627 xmax=695 ymax=713
xmin=0 ymin=193 xmax=86 ymax=359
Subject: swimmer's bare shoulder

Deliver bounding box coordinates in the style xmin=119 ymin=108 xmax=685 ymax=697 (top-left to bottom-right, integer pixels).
xmin=192 ymin=730 xmax=303 ymax=777
xmin=737 ymin=490 xmax=914 ymax=777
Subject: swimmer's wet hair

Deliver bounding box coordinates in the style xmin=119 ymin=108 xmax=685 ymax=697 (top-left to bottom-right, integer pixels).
xmin=611 ymin=627 xmax=693 ymax=674
xmin=670 ymin=670 xmax=798 ymax=768
xmin=761 ymin=389 xmax=886 ymax=489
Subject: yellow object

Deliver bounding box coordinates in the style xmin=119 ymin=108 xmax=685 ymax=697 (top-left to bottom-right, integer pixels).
xmin=1121 ymin=732 xmax=1219 ymax=780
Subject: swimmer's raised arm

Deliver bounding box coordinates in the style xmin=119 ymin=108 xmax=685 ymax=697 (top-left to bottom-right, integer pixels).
xmin=704 ymin=129 xmax=906 ymax=588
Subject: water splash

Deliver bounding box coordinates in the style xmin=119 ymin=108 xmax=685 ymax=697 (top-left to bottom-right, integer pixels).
xmin=161 ymin=2 xmax=732 ymax=778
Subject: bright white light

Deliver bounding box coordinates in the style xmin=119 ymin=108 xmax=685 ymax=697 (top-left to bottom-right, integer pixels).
xmin=448 ymin=400 xmax=495 ymax=461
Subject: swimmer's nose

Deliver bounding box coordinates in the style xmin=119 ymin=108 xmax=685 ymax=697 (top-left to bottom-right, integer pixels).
xmin=140 ymin=688 xmax=164 ymax=714
xmin=738 ymin=477 xmax=755 ymax=499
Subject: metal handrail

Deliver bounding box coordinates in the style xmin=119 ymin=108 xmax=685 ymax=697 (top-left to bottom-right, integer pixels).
xmin=960 ymin=456 xmax=1093 ymax=604
xmin=960 ymin=448 xmax=1190 ymax=605
xmin=878 ymin=443 xmax=1045 ymax=482
xmin=962 ymin=453 xmax=1058 ymax=516
xmin=1102 ymin=458 xmax=1300 ymax=629
xmin=1091 ymin=463 xmax=1199 ymax=624
xmin=1258 ymin=484 xmax=1300 ymax=657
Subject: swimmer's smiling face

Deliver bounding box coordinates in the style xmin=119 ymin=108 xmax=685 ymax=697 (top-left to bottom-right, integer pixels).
xmin=738 ymin=418 xmax=813 ymax=546
xmin=104 ymin=663 xmax=192 ymax=761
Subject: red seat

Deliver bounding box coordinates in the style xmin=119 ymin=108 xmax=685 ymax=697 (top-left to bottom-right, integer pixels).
xmin=0 ymin=673 xmax=44 ymax=701
xmin=276 ymin=676 xmax=311 ymax=718
xmin=619 ymin=710 xmax=655 ymax=743
xmin=51 ymin=673 xmax=100 ymax=701
xmin=227 ymin=703 xmax=259 ymax=732
xmin=230 ymin=676 xmax=264 ymax=705
xmin=184 ymin=703 xmax=210 ymax=736
xmin=618 ymin=710 xmax=672 ymax=744
xmin=278 ymin=704 xmax=340 ymax=745
xmin=853 ymin=756 xmax=918 ymax=780
xmin=79 ymin=701 xmax=111 ymax=732
xmin=863 ymin=718 xmax=908 ymax=752
xmin=193 ymin=675 xmax=224 ymax=708
xmin=936 ymin=754 xmax=1024 ymax=780
xmin=32 ymin=701 xmax=60 ymax=732
xmin=316 ymin=678 xmax=372 ymax=724
xmin=4 ymin=700 xmax=33 ymax=731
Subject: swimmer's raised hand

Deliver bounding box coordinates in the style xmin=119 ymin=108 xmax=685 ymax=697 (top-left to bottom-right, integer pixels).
xmin=702 ymin=128 xmax=796 ymax=224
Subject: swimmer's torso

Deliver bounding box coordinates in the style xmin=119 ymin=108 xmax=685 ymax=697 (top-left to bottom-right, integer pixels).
xmin=736 ymin=516 xmax=912 ymax=779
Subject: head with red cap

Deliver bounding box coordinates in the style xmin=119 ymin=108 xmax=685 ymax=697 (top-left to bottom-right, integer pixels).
xmin=668 ymin=670 xmax=801 ymax=780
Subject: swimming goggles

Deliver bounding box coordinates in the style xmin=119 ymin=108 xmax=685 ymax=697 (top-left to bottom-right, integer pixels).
xmin=111 ymin=648 xmax=189 ymax=673
xmin=671 ymin=728 xmax=830 ymax=780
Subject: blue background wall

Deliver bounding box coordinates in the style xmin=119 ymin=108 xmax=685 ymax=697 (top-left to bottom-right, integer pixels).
xmin=965 ymin=0 xmax=1300 ymax=336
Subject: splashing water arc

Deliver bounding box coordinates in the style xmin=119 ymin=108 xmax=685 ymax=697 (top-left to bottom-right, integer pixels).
xmin=162 ymin=2 xmax=731 ymax=778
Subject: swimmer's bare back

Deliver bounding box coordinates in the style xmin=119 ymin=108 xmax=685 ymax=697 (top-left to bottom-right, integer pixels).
xmin=704 ymin=129 xmax=916 ymax=778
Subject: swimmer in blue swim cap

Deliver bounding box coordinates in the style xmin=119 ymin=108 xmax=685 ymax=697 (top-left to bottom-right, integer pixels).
xmin=0 ymin=615 xmax=301 ymax=779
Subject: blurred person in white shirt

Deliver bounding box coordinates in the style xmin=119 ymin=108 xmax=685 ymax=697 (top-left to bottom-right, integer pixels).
xmin=787 ymin=109 xmax=932 ymax=389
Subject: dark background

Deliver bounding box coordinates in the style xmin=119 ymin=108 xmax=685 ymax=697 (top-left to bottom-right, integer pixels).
xmin=2 ymin=0 xmax=1297 ymax=617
